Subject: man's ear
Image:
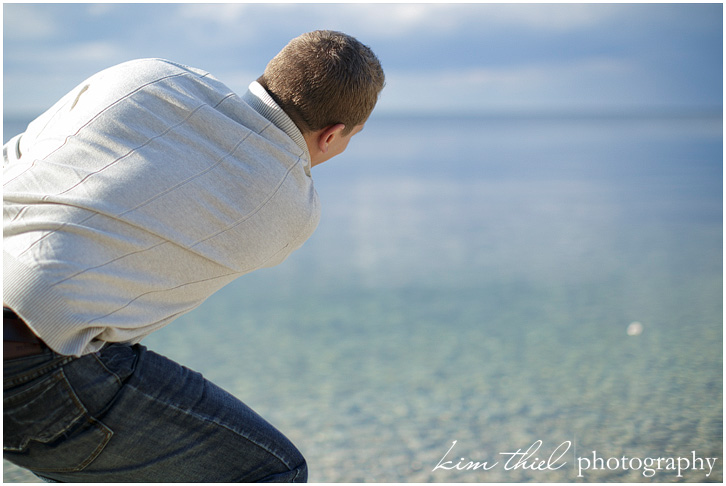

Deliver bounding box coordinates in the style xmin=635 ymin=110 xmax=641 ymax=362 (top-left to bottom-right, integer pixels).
xmin=318 ymin=124 xmax=346 ymax=154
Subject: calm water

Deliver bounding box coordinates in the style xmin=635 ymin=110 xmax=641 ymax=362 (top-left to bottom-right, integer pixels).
xmin=3 ymin=112 xmax=723 ymax=482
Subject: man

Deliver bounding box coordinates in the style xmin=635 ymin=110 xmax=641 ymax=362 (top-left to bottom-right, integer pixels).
xmin=3 ymin=30 xmax=385 ymax=482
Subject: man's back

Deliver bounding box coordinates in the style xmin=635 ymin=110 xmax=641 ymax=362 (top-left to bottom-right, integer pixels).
xmin=3 ymin=58 xmax=320 ymax=357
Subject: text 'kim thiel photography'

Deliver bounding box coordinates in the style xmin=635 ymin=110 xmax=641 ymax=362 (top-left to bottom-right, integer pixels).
xmin=432 ymin=440 xmax=719 ymax=479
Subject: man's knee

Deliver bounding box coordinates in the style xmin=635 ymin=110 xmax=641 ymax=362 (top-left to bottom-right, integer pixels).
xmin=257 ymin=457 xmax=307 ymax=482
xmin=290 ymin=457 xmax=308 ymax=483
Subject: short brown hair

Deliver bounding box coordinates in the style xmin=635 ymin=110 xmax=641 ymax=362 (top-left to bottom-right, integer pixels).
xmin=260 ymin=30 xmax=385 ymax=135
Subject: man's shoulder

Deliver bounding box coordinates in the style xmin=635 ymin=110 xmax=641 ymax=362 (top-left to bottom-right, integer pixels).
xmin=84 ymin=58 xmax=238 ymax=119
xmin=94 ymin=58 xmax=211 ymax=85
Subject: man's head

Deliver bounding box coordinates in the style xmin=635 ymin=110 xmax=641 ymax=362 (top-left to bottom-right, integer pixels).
xmin=259 ymin=30 xmax=385 ymax=166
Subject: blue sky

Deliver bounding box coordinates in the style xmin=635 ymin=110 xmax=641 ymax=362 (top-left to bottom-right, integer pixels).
xmin=3 ymin=3 xmax=723 ymax=117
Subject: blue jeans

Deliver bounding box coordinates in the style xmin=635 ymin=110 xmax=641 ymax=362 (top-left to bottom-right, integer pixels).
xmin=3 ymin=344 xmax=307 ymax=482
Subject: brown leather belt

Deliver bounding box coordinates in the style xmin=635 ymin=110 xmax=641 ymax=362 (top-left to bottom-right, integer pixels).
xmin=4 ymin=308 xmax=47 ymax=359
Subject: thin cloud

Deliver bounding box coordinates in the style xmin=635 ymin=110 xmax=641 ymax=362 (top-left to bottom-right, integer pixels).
xmin=478 ymin=3 xmax=624 ymax=32
xmin=166 ymin=4 xmax=626 ymax=40
xmin=3 ymin=4 xmax=59 ymax=40
xmin=379 ymin=58 xmax=641 ymax=114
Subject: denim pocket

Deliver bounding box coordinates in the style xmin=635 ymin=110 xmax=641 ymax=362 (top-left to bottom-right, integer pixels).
xmin=3 ymin=368 xmax=112 ymax=473
xmin=93 ymin=343 xmax=139 ymax=385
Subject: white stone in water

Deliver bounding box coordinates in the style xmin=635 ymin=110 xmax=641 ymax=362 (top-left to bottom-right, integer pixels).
xmin=626 ymin=321 xmax=643 ymax=336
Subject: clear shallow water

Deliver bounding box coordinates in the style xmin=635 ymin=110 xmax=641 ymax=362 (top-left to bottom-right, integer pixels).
xmin=3 ymin=113 xmax=723 ymax=482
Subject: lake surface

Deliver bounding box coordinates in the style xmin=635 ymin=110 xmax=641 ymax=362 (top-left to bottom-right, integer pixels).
xmin=3 ymin=112 xmax=722 ymax=482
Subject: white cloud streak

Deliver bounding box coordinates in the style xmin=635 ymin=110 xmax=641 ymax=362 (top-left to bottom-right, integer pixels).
xmin=378 ymin=57 xmax=638 ymax=113
xmin=3 ymin=4 xmax=59 ymax=40
xmin=61 ymin=3 xmax=628 ymax=45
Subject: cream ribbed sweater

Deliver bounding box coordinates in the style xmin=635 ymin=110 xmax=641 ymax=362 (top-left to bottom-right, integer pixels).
xmin=3 ymin=59 xmax=320 ymax=356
